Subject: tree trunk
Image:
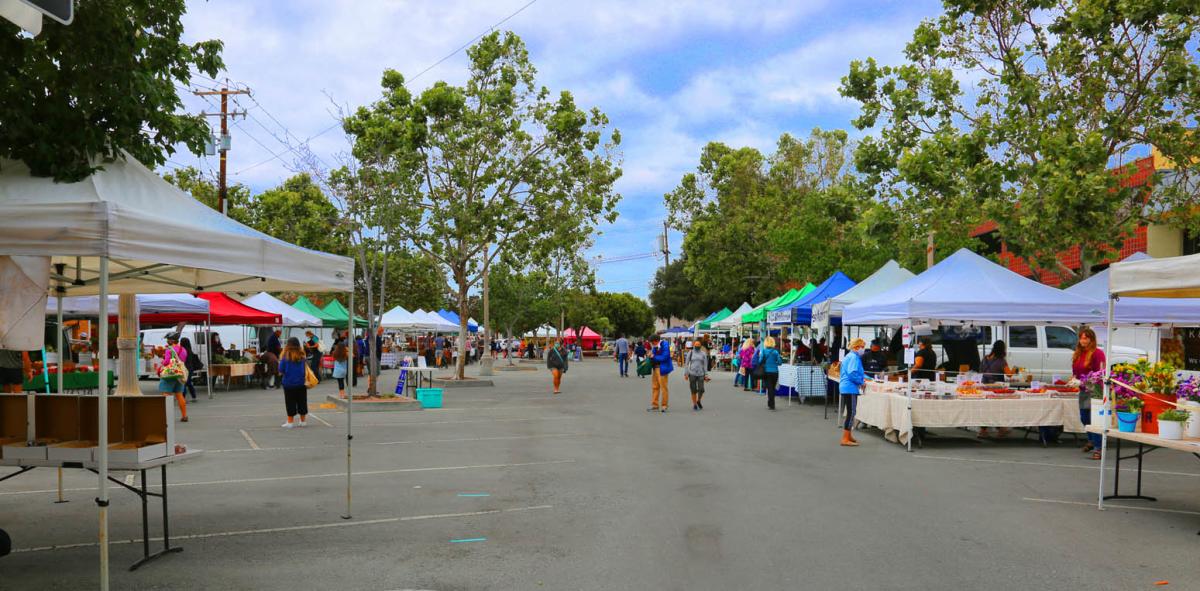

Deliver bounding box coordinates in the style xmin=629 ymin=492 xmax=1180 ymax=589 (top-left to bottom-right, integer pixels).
xmin=454 ymin=266 xmax=469 ymax=380
xmin=369 ymin=244 xmax=389 ymax=394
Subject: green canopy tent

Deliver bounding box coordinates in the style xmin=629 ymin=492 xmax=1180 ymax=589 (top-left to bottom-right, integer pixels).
xmin=740 ymin=284 xmax=815 ymax=324
xmin=292 ymin=296 xmax=342 ymax=326
xmin=321 ymin=299 xmax=369 ymax=328
xmin=697 ymin=307 xmax=733 ymax=331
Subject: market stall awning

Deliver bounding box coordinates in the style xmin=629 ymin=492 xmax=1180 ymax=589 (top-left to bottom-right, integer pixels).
xmin=741 ymin=284 xmax=815 ymax=324
xmin=1065 ymin=252 xmax=1200 ymax=325
xmin=1109 ymin=250 xmax=1200 ymax=298
xmin=0 ymin=153 xmax=353 ymax=295
xmin=291 ymin=296 xmax=342 ymax=326
xmin=241 ymin=292 xmax=323 ymax=327
xmin=769 ymin=271 xmax=857 ymax=325
xmin=413 ymin=309 xmax=461 ymax=332
xmin=563 ymin=326 xmax=602 ymax=343
xmin=696 ymin=307 xmax=733 ymax=331
xmin=196 ymin=292 xmax=282 ymax=325
xmin=322 ymin=299 xmax=368 ymax=328
xmin=712 ymin=302 xmax=753 ymax=330
xmin=843 ymin=248 xmax=1105 ymax=326
xmin=437 ymin=309 xmax=478 ymax=332
xmin=46 ymin=293 xmax=211 ymax=325
xmin=811 ymin=261 xmax=915 ymax=330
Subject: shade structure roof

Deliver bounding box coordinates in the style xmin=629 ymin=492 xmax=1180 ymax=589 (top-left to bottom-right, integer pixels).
xmin=380 ymin=305 xmax=417 ymax=329
xmin=770 ymin=271 xmax=857 ymax=325
xmin=322 ymin=299 xmax=368 ymax=328
xmin=46 ymin=293 xmax=210 ymax=325
xmin=413 ymin=309 xmax=461 ymax=332
xmin=711 ymin=302 xmax=753 ymax=330
xmin=696 ymin=307 xmax=733 ymax=331
xmin=437 ymin=309 xmax=478 ymax=332
xmin=741 ymin=284 xmax=816 ymax=324
xmin=1065 ymin=252 xmax=1200 ymax=324
xmin=811 ymin=261 xmax=916 ymax=330
xmin=196 ymin=292 xmax=282 ymax=325
xmin=291 ymin=296 xmax=342 ymax=326
xmin=523 ymin=324 xmax=560 ymax=338
xmin=1110 ymin=251 xmax=1200 ymax=299
xmin=843 ymin=248 xmax=1105 ymax=326
xmin=241 ymin=292 xmax=322 ymax=327
xmin=563 ymin=326 xmax=602 ymax=342
xmin=0 ymin=153 xmax=353 ymax=295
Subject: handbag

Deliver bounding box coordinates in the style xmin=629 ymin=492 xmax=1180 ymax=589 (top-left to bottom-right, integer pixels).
xmin=304 ymin=363 xmax=319 ymax=388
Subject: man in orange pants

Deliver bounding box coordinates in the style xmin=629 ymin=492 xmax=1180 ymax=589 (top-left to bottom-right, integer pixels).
xmin=647 ymin=335 xmax=674 ymax=413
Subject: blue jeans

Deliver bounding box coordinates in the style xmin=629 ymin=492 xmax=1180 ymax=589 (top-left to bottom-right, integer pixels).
xmin=842 ymin=394 xmax=858 ymax=430
xmin=618 ymin=355 xmax=628 ymax=376
xmin=1081 ymin=408 xmax=1102 ymax=448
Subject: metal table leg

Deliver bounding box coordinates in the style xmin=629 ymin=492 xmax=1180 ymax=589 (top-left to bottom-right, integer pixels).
xmin=1104 ymin=439 xmax=1158 ymax=502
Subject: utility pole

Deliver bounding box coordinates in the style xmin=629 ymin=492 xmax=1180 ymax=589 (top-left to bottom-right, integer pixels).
xmin=194 ymin=84 xmax=250 ymax=216
xmin=661 ymin=220 xmax=671 ymax=264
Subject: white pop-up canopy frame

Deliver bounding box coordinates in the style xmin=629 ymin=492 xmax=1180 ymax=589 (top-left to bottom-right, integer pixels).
xmin=1096 ymin=251 xmax=1200 ymax=509
xmin=242 ymin=292 xmax=323 ymax=327
xmin=812 ymin=260 xmax=915 ymax=331
xmin=0 ymin=153 xmax=356 ymax=590
xmin=711 ymin=302 xmax=753 ymax=331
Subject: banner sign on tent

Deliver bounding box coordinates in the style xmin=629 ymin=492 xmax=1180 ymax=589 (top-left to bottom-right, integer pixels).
xmin=766 ymin=309 xmax=791 ymax=325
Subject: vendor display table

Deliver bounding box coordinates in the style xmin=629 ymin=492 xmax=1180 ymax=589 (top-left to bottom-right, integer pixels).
xmin=0 ymin=449 xmax=203 ymax=570
xmin=1089 ymin=426 xmax=1200 ymax=507
xmin=23 ymin=371 xmax=115 ymax=394
xmin=855 ymin=384 xmax=1084 ymax=447
xmin=209 ymin=363 xmax=256 ymax=390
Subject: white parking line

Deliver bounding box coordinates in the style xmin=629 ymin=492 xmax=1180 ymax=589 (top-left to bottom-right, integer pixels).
xmin=0 ymin=460 xmax=576 ymax=496
xmin=238 ymin=429 xmax=261 ymax=450
xmin=12 ymin=505 xmax=554 ymax=553
xmin=205 ymin=432 xmax=584 ymax=453
xmin=913 ymin=454 xmax=1200 ymax=478
xmin=358 ymin=416 xmax=581 ymax=427
xmin=308 ymin=413 xmax=334 ymax=427
xmin=1022 ymin=497 xmax=1200 ymax=516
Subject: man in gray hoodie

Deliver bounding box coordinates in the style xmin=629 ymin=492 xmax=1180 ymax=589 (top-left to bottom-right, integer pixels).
xmin=684 ymin=341 xmax=709 ymax=411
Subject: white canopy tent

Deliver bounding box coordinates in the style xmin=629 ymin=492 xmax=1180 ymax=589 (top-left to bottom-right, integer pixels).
xmin=0 ymin=153 xmax=355 ymax=590
xmin=380 ymin=305 xmax=429 ymax=330
xmin=241 ymin=292 xmax=323 ymax=327
xmin=46 ymin=293 xmax=210 ymax=318
xmin=711 ymin=302 xmax=753 ymax=331
xmin=1066 ymin=252 xmax=1200 ymax=325
xmin=812 ymin=261 xmax=915 ymax=331
xmin=1097 ymin=251 xmax=1200 ymax=509
xmin=843 ymin=248 xmax=1105 ymax=326
xmin=523 ymin=324 xmax=560 ymax=338
xmin=412 ymin=309 xmax=461 ymax=332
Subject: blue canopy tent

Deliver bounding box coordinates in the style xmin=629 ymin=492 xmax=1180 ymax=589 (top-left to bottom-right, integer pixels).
xmin=437 ymin=309 xmax=479 ymax=333
xmin=768 ymin=271 xmax=858 ymax=325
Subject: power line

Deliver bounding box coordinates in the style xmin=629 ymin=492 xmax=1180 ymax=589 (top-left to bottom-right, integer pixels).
xmin=408 ymin=0 xmax=542 ymax=84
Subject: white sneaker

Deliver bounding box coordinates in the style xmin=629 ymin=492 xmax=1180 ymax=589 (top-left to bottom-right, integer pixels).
xmin=297 ymin=419 xmax=307 ymax=428
xmin=281 ymin=421 xmax=294 ymax=429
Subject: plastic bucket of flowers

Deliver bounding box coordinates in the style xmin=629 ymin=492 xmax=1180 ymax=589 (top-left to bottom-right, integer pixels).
xmin=1156 ymin=409 xmax=1189 ymax=440
xmin=1177 ymin=377 xmax=1200 ymax=438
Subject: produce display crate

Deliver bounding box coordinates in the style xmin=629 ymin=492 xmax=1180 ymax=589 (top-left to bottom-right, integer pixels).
xmin=23 ymin=371 xmax=115 ymax=393
xmin=0 ymin=394 xmax=28 ymax=459
xmin=108 ymin=395 xmax=174 ymax=463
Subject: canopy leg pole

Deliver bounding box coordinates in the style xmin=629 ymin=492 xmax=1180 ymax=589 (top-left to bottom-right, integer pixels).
xmin=206 ymin=315 xmax=213 ymax=400
xmin=97 ymin=257 xmax=111 ymax=591
xmin=56 ymin=284 xmax=64 ymax=394
xmin=906 ymin=366 xmax=914 ymax=452
xmin=1098 ymin=297 xmax=1115 ymax=510
xmin=343 ymin=289 xmax=354 ymax=520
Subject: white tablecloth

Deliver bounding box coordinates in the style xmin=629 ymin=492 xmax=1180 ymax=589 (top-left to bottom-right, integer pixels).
xmin=854 ymin=390 xmax=1085 ymax=445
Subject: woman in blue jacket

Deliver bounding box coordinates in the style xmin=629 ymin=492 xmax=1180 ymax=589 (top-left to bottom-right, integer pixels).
xmin=839 ymin=338 xmax=867 ymax=447
xmin=757 ymin=337 xmax=783 ymax=410
xmin=278 ymin=337 xmax=309 ymax=429
xmin=648 ymin=335 xmax=673 ymax=412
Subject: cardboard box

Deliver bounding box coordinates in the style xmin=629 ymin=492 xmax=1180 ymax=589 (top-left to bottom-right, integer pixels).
xmin=47 ymin=440 xmax=95 ymax=462
xmin=107 ymin=441 xmax=168 ymax=464
xmin=106 ymin=396 xmax=174 ymax=464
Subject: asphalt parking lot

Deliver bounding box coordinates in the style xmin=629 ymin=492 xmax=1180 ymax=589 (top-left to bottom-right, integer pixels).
xmin=2 ymin=357 xmax=1198 ymax=590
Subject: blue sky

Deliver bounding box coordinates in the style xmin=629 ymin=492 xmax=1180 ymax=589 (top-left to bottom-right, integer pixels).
xmin=170 ymin=0 xmax=945 ymax=299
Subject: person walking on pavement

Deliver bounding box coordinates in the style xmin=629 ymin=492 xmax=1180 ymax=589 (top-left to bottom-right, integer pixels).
xmin=839 ymin=338 xmax=867 ymax=447
xmin=648 ymin=334 xmax=673 ymax=412
xmin=758 ymin=337 xmax=783 ymax=410
xmin=303 ymin=330 xmax=321 ymax=383
xmin=684 ymin=341 xmax=709 ymax=411
xmin=278 ymin=337 xmax=310 ymax=428
xmin=634 ymin=340 xmax=647 ymax=378
xmin=614 ymin=334 xmax=630 ymax=377
xmin=738 ymin=339 xmax=757 ymax=392
xmin=546 ymin=338 xmax=569 ymax=394
xmin=180 ymin=337 xmax=203 ymax=401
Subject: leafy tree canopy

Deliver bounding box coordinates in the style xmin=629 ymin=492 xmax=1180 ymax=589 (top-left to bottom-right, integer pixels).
xmin=1 ymin=1 xmax=223 ymax=181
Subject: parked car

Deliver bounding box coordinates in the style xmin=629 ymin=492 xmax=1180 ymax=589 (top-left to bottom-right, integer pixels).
xmin=910 ymin=325 xmax=1145 ymax=380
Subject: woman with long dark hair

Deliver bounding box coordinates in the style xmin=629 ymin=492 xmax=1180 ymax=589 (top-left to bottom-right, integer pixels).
xmin=180 ymin=337 xmax=203 ymax=402
xmin=278 ymin=337 xmax=309 ymax=428
xmin=1074 ymin=327 xmax=1106 ymax=459
xmin=978 ymin=340 xmax=1010 ymax=438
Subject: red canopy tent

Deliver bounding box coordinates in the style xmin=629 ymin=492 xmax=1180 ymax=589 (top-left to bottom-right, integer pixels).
xmin=196 ymin=292 xmax=282 ymax=325
xmin=562 ymin=326 xmax=602 ymax=349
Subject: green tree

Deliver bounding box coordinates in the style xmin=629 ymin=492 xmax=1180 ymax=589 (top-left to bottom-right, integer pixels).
xmin=593 ymin=291 xmax=655 ymax=338
xmin=487 ymin=264 xmax=556 ymax=344
xmin=344 ymin=31 xmax=622 ymax=379
xmin=1 ymin=1 xmax=223 ymax=181
xmin=246 ymin=173 xmax=348 ymax=256
xmin=649 ymin=258 xmax=719 ymax=322
xmin=162 ymin=166 xmax=252 ymax=224
xmin=841 ymin=0 xmax=1200 ymax=276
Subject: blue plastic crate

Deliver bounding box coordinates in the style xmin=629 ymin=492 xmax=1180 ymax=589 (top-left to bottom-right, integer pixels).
xmin=416 ymin=387 xmax=443 ymax=409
